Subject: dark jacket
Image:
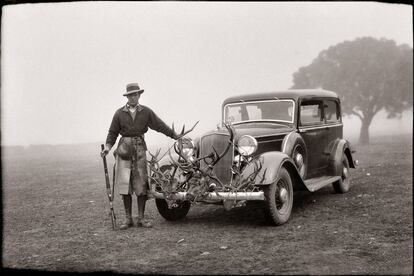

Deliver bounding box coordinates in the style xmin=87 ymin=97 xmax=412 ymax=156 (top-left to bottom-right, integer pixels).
xmin=105 ymin=104 xmax=175 ymax=148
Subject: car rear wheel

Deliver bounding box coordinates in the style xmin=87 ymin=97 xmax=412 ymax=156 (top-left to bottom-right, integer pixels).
xmin=263 ymin=167 xmax=293 ymax=225
xmin=332 ymin=155 xmax=351 ymax=193
xmin=154 ymin=165 xmax=191 ymax=221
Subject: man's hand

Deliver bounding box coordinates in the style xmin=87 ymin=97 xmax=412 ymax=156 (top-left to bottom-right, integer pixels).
xmin=100 ymin=144 xmax=111 ymax=157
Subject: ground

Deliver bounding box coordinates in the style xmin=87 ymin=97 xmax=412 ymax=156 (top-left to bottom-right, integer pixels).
xmin=2 ymin=134 xmax=412 ymax=274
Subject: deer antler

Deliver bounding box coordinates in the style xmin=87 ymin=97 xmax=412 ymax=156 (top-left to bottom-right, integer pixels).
xmin=168 ymin=148 xmax=193 ymax=172
xmin=148 ymin=148 xmax=161 ymax=163
xmin=211 ymin=146 xmax=220 ymax=162
xmin=172 ymin=121 xmax=199 ymax=162
xmin=203 ymin=123 xmax=234 ymax=167
xmin=172 ymin=121 xmax=199 ymax=139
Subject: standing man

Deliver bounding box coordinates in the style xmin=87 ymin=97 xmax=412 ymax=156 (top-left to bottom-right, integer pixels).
xmin=101 ymin=83 xmax=179 ymax=229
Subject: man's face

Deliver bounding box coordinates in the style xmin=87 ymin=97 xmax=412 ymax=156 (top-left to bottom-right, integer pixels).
xmin=126 ymin=92 xmax=140 ymax=106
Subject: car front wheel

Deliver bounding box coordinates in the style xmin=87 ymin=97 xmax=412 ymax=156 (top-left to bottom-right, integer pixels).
xmin=332 ymin=154 xmax=351 ymax=193
xmin=154 ymin=165 xmax=191 ymax=221
xmin=263 ymin=167 xmax=293 ymax=225
xmin=155 ymin=199 xmax=191 ymax=221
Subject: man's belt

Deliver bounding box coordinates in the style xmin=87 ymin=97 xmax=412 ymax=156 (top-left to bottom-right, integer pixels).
xmin=121 ymin=135 xmax=145 ymax=143
xmin=121 ymin=136 xmax=147 ymax=150
xmin=122 ymin=135 xmax=144 ymax=139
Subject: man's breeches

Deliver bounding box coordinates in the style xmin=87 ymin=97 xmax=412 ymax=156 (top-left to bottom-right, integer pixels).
xmin=115 ymin=138 xmax=149 ymax=196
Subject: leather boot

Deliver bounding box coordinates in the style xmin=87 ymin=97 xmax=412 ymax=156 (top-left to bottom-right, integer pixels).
xmin=137 ymin=195 xmax=153 ymax=228
xmin=137 ymin=218 xmax=153 ymax=228
xmin=119 ymin=195 xmax=133 ymax=230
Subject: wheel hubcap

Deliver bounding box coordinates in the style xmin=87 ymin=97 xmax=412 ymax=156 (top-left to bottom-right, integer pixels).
xmin=343 ymin=167 xmax=349 ymax=179
xmin=295 ymin=153 xmax=303 ymax=167
xmin=279 ymin=187 xmax=288 ymax=203
xmin=293 ymin=148 xmax=305 ymax=178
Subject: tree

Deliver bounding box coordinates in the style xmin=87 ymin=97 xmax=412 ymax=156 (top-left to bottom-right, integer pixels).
xmin=291 ymin=37 xmax=413 ymax=144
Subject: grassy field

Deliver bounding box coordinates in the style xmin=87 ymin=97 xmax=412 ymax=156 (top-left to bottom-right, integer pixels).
xmin=2 ymin=134 xmax=412 ymax=274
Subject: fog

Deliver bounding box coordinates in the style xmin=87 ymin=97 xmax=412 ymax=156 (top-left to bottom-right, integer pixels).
xmin=343 ymin=110 xmax=412 ymax=143
xmin=1 ymin=2 xmax=412 ymax=147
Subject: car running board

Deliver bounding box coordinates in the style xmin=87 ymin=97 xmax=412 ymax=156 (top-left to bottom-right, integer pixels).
xmin=304 ymin=176 xmax=341 ymax=192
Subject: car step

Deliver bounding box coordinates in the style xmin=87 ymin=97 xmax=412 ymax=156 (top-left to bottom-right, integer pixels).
xmin=304 ymin=176 xmax=341 ymax=192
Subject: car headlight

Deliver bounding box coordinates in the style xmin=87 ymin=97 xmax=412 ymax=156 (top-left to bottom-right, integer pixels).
xmin=176 ymin=137 xmax=195 ymax=159
xmin=237 ymin=135 xmax=258 ymax=156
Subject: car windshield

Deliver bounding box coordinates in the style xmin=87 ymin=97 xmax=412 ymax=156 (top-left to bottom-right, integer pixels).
xmin=223 ymin=99 xmax=295 ymax=124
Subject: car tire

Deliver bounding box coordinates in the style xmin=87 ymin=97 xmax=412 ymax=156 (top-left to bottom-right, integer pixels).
xmin=263 ymin=167 xmax=294 ymax=225
xmin=332 ymin=154 xmax=351 ymax=193
xmin=155 ymin=198 xmax=191 ymax=221
xmin=154 ymin=165 xmax=191 ymax=221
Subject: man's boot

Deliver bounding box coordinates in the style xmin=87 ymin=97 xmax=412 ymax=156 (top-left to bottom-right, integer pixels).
xmin=119 ymin=195 xmax=133 ymax=230
xmin=137 ymin=195 xmax=153 ymax=228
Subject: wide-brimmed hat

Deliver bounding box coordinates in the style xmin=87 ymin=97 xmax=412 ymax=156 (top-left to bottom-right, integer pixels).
xmin=123 ymin=83 xmax=144 ymax=96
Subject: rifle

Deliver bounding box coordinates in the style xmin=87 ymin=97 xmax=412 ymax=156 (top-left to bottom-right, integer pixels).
xmin=100 ymin=144 xmax=117 ymax=230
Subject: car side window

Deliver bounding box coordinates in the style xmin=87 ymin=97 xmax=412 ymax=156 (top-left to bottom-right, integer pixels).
xmin=300 ymin=100 xmax=323 ymax=126
xmin=324 ymin=100 xmax=340 ymax=123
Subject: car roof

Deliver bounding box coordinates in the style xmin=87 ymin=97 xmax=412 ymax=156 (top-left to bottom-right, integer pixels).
xmin=222 ymin=89 xmax=338 ymax=106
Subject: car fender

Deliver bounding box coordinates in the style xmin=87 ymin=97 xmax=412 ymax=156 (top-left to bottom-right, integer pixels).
xmin=329 ymin=139 xmax=356 ymax=175
xmin=281 ymin=131 xmax=305 ymax=155
xmin=241 ymin=151 xmax=308 ymax=191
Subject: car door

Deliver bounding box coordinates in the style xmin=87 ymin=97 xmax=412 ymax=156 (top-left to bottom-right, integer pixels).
xmin=298 ymin=99 xmax=329 ymax=178
xmin=320 ymin=98 xmax=343 ymax=169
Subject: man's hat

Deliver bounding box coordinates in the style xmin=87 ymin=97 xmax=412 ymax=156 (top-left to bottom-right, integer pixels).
xmin=123 ymin=83 xmax=144 ymax=96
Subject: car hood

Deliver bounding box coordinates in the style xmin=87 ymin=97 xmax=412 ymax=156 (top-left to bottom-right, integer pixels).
xmin=232 ymin=122 xmax=293 ymax=139
xmin=198 ymin=122 xmax=293 ymax=141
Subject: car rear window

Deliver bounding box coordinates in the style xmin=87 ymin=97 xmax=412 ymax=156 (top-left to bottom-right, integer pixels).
xmin=324 ymin=100 xmax=340 ymax=123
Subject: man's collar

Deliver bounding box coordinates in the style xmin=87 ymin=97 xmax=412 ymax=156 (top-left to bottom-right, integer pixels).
xmin=123 ymin=103 xmax=143 ymax=112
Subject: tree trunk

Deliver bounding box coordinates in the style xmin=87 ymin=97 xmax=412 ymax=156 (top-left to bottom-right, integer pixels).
xmin=359 ymin=117 xmax=372 ymax=145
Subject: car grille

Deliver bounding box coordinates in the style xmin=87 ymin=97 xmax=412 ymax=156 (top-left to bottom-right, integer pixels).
xmin=199 ymin=133 xmax=233 ymax=185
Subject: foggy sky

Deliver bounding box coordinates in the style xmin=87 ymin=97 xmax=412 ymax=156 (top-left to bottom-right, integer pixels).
xmin=1 ymin=2 xmax=412 ymax=147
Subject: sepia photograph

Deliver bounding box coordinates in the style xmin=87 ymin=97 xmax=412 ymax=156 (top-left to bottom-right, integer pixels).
xmin=1 ymin=1 xmax=412 ymax=274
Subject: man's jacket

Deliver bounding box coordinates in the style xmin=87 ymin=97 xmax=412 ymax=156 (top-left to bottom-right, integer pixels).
xmin=106 ymin=104 xmax=175 ymax=149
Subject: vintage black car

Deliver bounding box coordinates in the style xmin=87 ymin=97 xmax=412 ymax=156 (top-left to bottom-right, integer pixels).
xmin=149 ymin=89 xmax=357 ymax=225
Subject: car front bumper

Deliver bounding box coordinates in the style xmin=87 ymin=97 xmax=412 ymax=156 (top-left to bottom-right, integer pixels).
xmin=152 ymin=191 xmax=265 ymax=201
